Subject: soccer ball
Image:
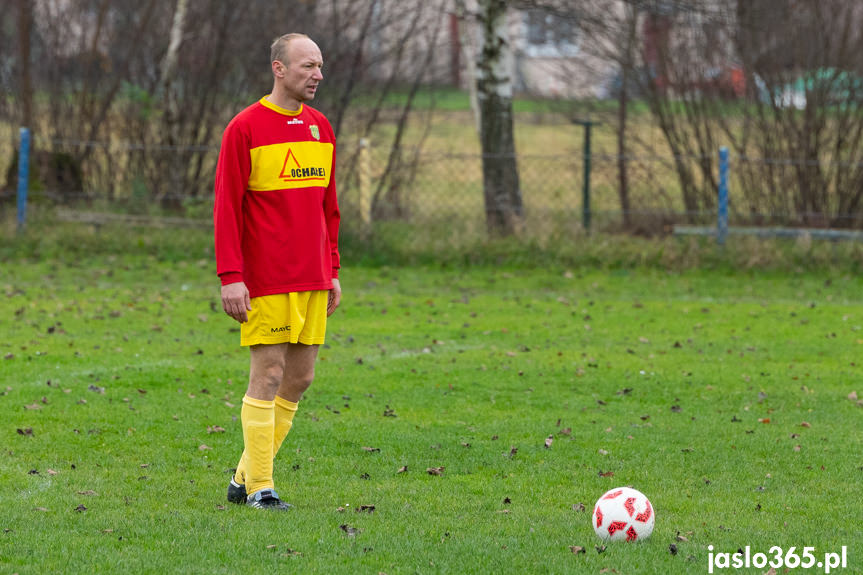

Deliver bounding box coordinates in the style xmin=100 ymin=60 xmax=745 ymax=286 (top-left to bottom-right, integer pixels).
xmin=592 ymin=486 xmax=655 ymax=542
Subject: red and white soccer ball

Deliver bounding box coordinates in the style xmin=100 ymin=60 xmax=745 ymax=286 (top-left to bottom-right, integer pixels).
xmin=592 ymin=487 xmax=655 ymax=542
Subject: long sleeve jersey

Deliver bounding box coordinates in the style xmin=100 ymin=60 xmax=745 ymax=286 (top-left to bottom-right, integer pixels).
xmin=214 ymin=97 xmax=340 ymax=298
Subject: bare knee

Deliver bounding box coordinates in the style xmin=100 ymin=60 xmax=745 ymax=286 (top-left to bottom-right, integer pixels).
xmin=263 ymin=363 xmax=286 ymax=390
xmin=249 ymin=352 xmax=286 ymax=399
xmin=278 ymin=343 xmax=319 ymax=402
xmin=286 ymin=366 xmax=315 ymax=393
xmin=277 ymin=365 xmax=315 ymax=403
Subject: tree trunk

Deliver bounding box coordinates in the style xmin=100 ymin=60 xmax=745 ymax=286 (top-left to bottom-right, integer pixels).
xmin=476 ymin=0 xmax=523 ymax=236
xmin=453 ymin=0 xmax=481 ymax=135
xmin=18 ymin=0 xmax=33 ymax=132
xmin=616 ymin=4 xmax=638 ymax=230
xmin=159 ymin=0 xmax=189 ymax=211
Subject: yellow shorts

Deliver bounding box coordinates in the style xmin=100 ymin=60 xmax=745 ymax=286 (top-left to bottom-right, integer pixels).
xmin=240 ymin=291 xmax=328 ymax=346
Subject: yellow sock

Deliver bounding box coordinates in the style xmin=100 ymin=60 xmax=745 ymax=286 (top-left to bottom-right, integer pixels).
xmin=234 ymin=451 xmax=248 ymax=485
xmin=273 ymin=396 xmax=299 ymax=455
xmin=240 ymin=395 xmax=275 ymax=496
xmin=234 ymin=397 xmax=298 ymax=486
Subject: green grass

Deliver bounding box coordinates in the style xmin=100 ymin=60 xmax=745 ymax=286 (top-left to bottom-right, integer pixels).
xmin=344 ymin=86 xmax=634 ymax=115
xmin=8 ymin=211 xmax=863 ymax=274
xmin=2 ymin=249 xmax=862 ymax=574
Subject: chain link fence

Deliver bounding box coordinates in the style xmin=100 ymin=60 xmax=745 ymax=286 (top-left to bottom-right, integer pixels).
xmin=4 ymin=130 xmax=863 ymax=252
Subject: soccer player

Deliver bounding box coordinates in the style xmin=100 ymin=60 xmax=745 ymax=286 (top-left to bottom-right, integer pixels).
xmin=213 ymin=33 xmax=341 ymax=510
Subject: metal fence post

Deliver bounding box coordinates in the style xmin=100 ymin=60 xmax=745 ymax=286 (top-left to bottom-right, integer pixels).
xmin=583 ymin=123 xmax=592 ymax=232
xmin=718 ymin=146 xmax=729 ymax=245
xmin=358 ymin=138 xmax=372 ymax=234
xmin=572 ymin=119 xmax=598 ymax=233
xmin=17 ymin=127 xmax=31 ymax=233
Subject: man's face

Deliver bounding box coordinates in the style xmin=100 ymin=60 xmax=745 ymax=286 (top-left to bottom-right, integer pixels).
xmin=277 ymin=38 xmax=323 ymax=103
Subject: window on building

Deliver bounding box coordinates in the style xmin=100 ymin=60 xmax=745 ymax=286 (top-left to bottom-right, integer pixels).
xmin=525 ymin=9 xmax=579 ymax=57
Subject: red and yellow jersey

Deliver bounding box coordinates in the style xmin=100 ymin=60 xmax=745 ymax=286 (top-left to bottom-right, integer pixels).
xmin=214 ymin=98 xmax=340 ymax=298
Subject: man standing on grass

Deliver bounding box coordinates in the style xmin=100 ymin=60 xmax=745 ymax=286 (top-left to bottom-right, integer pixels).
xmin=213 ymin=33 xmax=341 ymax=511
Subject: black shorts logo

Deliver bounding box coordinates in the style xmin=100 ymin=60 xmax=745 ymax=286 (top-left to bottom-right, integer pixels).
xmin=271 ymin=325 xmax=290 ymax=334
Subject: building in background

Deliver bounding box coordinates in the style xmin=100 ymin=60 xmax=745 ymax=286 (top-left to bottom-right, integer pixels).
xmin=358 ymin=1 xmax=742 ymax=102
xmin=344 ymin=1 xmax=618 ymax=100
xmin=509 ymin=6 xmax=615 ymax=99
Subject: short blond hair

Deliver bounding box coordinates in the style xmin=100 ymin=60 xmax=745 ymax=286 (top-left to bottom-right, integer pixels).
xmin=270 ymin=33 xmax=310 ymax=65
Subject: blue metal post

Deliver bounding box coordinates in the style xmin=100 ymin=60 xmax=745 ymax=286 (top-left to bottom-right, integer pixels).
xmin=17 ymin=127 xmax=31 ymax=233
xmin=718 ymin=146 xmax=729 ymax=245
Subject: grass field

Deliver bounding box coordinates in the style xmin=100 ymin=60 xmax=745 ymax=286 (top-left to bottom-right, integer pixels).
xmin=2 ymin=251 xmax=863 ymax=574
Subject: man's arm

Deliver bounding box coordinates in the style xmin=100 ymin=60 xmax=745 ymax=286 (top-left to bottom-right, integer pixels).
xmin=214 ymin=118 xmax=251 ymax=301
xmin=322 ymin=120 xmax=341 ymax=283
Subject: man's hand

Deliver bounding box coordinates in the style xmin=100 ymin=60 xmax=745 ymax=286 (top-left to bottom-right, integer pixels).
xmin=221 ymin=281 xmax=251 ymax=323
xmin=327 ymin=278 xmax=341 ymax=317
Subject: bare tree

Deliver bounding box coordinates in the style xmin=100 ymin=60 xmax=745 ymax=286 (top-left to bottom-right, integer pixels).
xmin=1 ymin=0 xmax=34 ymax=200
xmin=631 ymin=0 xmax=863 ymax=229
xmin=2 ymin=0 xmax=451 ymax=222
xmin=25 ymin=0 xmax=317 ymax=207
xmin=513 ymin=0 xmax=655 ymax=231
xmin=458 ymin=0 xmax=524 ymax=236
xmin=30 ymin=0 xmax=160 ymax=202
xmin=613 ymin=3 xmax=640 ymax=228
xmin=17 ymin=0 xmax=33 ymax=133
xmin=156 ymin=0 xmax=189 ymax=210
xmin=454 ymin=0 xmax=482 ymax=134
xmin=325 ymin=0 xmax=380 ymax=140
xmin=734 ymin=0 xmax=863 ymax=228
xmin=314 ymin=0 xmax=452 ymax=222
xmin=370 ymin=0 xmax=446 ymax=220
xmin=561 ymin=0 xmax=642 ymax=228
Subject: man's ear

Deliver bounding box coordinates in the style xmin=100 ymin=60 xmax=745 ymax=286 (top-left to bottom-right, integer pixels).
xmin=272 ymin=60 xmax=285 ymax=78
